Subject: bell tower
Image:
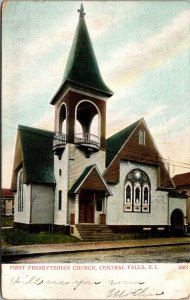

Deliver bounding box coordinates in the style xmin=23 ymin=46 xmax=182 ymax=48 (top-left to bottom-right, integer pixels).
xmin=51 ymin=4 xmax=113 ymax=226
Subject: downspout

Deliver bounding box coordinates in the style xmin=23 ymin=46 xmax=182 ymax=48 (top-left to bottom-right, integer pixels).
xmin=94 ymin=193 xmax=96 ymax=224
xmin=52 ymin=185 xmax=55 ymax=232
xmin=29 ymin=184 xmax=32 ymax=224
xmin=167 ymin=193 xmax=170 ymax=233
xmin=105 ymin=196 xmax=108 ymax=224
xmin=67 ymin=145 xmax=70 ymax=225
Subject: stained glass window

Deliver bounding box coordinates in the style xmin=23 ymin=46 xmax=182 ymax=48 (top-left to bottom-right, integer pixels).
xmin=124 ymin=169 xmax=150 ymax=213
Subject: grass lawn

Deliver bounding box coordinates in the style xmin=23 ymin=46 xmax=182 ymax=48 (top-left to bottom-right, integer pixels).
xmin=2 ymin=228 xmax=80 ymax=246
xmin=2 ymin=226 xmax=188 ymax=247
xmin=1 ymin=216 xmax=14 ymax=227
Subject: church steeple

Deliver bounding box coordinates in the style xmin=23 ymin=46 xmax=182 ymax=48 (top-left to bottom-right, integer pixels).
xmin=52 ymin=4 xmax=112 ymax=158
xmin=51 ymin=4 xmax=113 ymax=105
xmin=78 ymin=3 xmax=85 ymax=18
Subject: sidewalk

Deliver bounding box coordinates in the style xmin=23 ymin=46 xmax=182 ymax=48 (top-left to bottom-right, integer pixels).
xmin=2 ymin=236 xmax=190 ymax=261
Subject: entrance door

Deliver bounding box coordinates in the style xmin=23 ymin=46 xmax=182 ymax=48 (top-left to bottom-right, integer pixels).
xmin=171 ymin=209 xmax=184 ymax=233
xmin=79 ymin=192 xmax=94 ymax=223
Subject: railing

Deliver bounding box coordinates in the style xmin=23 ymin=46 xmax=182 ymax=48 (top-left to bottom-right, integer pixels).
xmin=75 ymin=133 xmax=100 ymax=148
xmin=53 ymin=132 xmax=67 ymax=150
xmin=53 ymin=132 xmax=100 ymax=151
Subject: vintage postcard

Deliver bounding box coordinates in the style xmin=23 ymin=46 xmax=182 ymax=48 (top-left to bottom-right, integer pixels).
xmin=1 ymin=1 xmax=190 ymax=299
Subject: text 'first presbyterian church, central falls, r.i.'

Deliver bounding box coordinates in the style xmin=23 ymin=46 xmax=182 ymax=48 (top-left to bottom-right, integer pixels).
xmin=11 ymin=4 xmax=187 ymax=240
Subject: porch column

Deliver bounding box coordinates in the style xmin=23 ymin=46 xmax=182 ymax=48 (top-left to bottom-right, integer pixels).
xmin=75 ymin=194 xmax=79 ymax=224
xmin=100 ymin=196 xmax=107 ymax=225
xmin=103 ymin=196 xmax=107 ymax=214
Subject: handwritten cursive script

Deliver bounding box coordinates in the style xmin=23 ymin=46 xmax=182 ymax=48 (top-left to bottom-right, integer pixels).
xmin=10 ymin=274 xmax=164 ymax=298
xmin=106 ymin=287 xmax=164 ymax=298
xmin=11 ymin=275 xmax=101 ymax=290
xmin=106 ymin=280 xmax=164 ymax=298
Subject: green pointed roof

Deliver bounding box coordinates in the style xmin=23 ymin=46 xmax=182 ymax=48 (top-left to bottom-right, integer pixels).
xmin=51 ymin=4 xmax=113 ymax=104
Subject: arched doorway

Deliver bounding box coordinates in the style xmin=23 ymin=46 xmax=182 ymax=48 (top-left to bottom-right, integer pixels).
xmin=171 ymin=209 xmax=184 ymax=234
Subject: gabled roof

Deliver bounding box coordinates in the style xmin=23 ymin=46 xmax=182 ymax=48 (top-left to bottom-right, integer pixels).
xmin=69 ymin=164 xmax=112 ymax=196
xmin=11 ymin=125 xmax=55 ymax=191
xmin=106 ymin=119 xmax=141 ymax=167
xmin=51 ymin=4 xmax=113 ymax=104
xmin=104 ymin=118 xmax=174 ymax=189
xmin=172 ymin=172 xmax=190 ymax=188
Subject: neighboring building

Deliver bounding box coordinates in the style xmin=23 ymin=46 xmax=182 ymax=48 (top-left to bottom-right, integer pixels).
xmin=172 ymin=172 xmax=190 ymax=225
xmin=1 ymin=189 xmax=14 ymax=216
xmin=11 ymin=5 xmax=187 ymax=239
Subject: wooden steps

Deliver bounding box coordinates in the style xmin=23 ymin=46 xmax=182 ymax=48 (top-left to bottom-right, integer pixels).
xmin=75 ymin=224 xmax=116 ymax=241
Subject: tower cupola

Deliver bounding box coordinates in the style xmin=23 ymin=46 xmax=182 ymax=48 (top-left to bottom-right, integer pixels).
xmin=52 ymin=4 xmax=113 ymax=157
xmin=51 ymin=3 xmax=113 ymax=105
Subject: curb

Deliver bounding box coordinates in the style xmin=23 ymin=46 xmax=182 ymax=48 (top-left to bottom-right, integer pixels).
xmin=2 ymin=241 xmax=190 ymax=262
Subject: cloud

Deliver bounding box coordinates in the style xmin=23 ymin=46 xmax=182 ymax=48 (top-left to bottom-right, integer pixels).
xmin=106 ymin=103 xmax=168 ymax=138
xmin=151 ymin=115 xmax=180 ymax=138
xmin=5 ymin=11 xmax=77 ymax=71
xmin=3 ymin=5 xmax=120 ymax=82
xmin=142 ymin=104 xmax=168 ymax=121
xmin=33 ymin=110 xmax=54 ymax=131
xmin=103 ymin=9 xmax=190 ymax=89
xmin=2 ymin=48 xmax=66 ymax=114
xmin=85 ymin=1 xmax=136 ymax=39
xmin=2 ymin=4 xmax=121 ymax=113
xmin=89 ymin=15 xmax=120 ymax=39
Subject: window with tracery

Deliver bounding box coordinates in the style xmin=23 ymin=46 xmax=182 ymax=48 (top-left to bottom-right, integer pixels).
xmin=124 ymin=169 xmax=151 ymax=212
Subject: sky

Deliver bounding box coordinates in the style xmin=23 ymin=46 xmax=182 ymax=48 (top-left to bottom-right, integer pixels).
xmin=2 ymin=0 xmax=190 ymax=188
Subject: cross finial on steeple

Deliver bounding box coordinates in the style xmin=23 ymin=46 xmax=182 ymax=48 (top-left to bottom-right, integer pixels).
xmin=78 ymin=3 xmax=85 ymax=17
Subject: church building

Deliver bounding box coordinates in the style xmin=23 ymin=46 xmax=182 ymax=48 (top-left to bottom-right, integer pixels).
xmin=11 ymin=4 xmax=187 ymax=240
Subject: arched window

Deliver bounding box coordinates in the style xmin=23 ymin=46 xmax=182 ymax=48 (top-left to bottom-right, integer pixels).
xmin=124 ymin=169 xmax=150 ymax=213
xmin=135 ymin=188 xmax=140 ymax=201
xmin=126 ymin=185 xmax=131 ymax=202
xmin=139 ymin=129 xmax=145 ymax=145
xmin=144 ymin=187 xmax=149 ymax=203
xmin=134 ymin=182 xmax=141 ymax=211
xmin=142 ymin=184 xmax=150 ymax=212
xmin=18 ymin=170 xmax=24 ymax=211
xmin=124 ymin=181 xmax=132 ymax=211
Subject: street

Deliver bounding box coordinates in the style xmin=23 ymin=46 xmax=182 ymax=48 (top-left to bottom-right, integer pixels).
xmin=12 ymin=244 xmax=190 ymax=263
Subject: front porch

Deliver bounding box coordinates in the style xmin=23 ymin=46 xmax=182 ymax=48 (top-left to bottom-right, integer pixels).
xmin=69 ymin=188 xmax=115 ymax=241
xmin=70 ymin=191 xmax=107 ymax=226
xmin=68 ymin=164 xmax=113 ymax=239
